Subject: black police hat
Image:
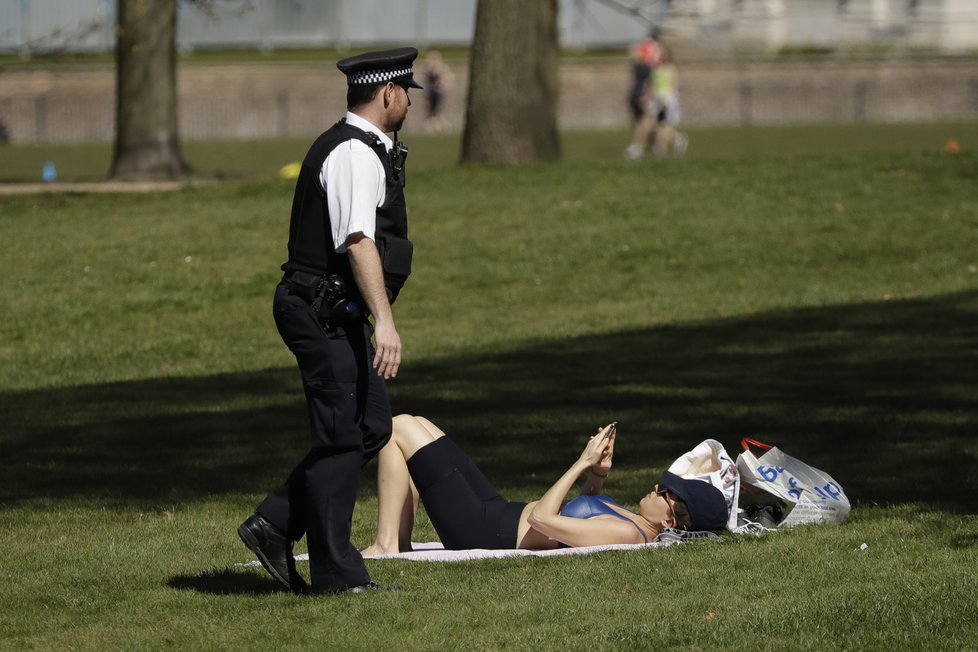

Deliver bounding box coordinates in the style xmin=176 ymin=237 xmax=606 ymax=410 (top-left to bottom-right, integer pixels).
xmin=336 ymin=47 xmax=424 ymax=89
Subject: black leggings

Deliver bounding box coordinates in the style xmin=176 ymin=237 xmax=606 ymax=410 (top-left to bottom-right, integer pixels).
xmin=407 ymin=437 xmax=527 ymax=550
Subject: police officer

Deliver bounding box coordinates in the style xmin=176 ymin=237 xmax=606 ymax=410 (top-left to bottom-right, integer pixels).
xmin=238 ymin=47 xmax=421 ymax=595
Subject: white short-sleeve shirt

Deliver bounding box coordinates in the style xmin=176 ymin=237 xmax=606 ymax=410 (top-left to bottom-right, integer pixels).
xmin=321 ymin=112 xmax=393 ymax=253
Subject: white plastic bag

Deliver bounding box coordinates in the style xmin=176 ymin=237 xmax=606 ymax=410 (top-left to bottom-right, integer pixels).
xmin=736 ymin=438 xmax=850 ymax=527
xmin=668 ymin=439 xmax=741 ymax=531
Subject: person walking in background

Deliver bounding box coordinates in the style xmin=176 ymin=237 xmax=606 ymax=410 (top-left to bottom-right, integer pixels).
xmin=650 ymin=47 xmax=688 ymax=159
xmin=422 ymin=49 xmax=453 ymax=133
xmin=624 ymin=28 xmax=661 ymax=160
xmin=237 ymin=47 xmax=422 ymax=595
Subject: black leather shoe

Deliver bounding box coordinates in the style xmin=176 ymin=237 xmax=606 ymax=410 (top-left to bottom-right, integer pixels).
xmin=237 ymin=513 xmax=308 ymax=594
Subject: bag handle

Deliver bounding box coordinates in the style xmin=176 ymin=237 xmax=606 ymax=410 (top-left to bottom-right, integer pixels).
xmin=741 ymin=437 xmax=773 ymax=453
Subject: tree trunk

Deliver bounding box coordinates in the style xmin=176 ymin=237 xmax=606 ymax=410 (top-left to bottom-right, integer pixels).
xmin=109 ymin=0 xmax=189 ymax=180
xmin=461 ymin=0 xmax=561 ymax=165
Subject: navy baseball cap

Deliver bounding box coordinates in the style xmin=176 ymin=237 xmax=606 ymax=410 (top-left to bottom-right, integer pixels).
xmin=661 ymin=470 xmax=728 ymax=532
xmin=336 ymin=47 xmax=424 ymax=89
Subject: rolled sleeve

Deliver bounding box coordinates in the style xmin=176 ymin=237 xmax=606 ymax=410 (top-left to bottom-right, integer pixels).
xmin=321 ymin=140 xmax=386 ymax=253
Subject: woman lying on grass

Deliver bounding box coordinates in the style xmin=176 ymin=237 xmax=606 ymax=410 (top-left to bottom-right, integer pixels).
xmin=360 ymin=415 xmax=728 ymax=556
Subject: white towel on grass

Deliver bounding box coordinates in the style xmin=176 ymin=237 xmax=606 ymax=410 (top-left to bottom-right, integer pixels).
xmin=238 ymin=530 xmax=720 ymax=566
xmin=356 ymin=541 xmax=669 ymax=562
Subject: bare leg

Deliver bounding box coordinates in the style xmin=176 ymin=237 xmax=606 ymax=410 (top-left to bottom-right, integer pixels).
xmin=412 ymin=416 xmax=448 ymax=441
xmin=360 ymin=437 xmax=414 ymax=557
xmin=653 ymin=124 xmax=675 ymax=159
xmin=626 ymin=113 xmax=653 ymax=160
xmin=361 ymin=414 xmax=444 ymax=557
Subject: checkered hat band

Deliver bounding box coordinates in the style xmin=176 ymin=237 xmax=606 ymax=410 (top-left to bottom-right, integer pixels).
xmin=348 ymin=65 xmax=412 ymax=86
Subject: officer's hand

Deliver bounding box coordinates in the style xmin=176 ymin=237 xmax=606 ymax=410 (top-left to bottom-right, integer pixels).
xmin=372 ymin=319 xmax=401 ymax=379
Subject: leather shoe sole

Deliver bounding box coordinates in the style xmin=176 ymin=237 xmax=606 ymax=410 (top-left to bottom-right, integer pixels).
xmin=237 ymin=513 xmax=306 ymax=592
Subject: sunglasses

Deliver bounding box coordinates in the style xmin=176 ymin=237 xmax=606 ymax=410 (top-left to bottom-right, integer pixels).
xmin=656 ymin=486 xmax=677 ymax=526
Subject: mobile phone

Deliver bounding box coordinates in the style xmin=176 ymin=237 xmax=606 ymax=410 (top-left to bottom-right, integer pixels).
xmin=604 ymin=421 xmax=618 ymax=439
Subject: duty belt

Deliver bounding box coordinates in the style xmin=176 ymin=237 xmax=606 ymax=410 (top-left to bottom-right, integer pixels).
xmin=284 ymin=270 xmax=364 ymax=327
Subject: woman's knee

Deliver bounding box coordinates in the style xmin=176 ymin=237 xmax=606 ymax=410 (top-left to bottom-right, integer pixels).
xmin=392 ymin=413 xmax=415 ymax=431
xmin=413 ymin=416 xmax=447 ymax=440
xmin=392 ymin=413 xmax=441 ymax=458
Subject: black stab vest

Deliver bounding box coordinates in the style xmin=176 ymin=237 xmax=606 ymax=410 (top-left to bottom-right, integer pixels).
xmin=281 ymin=119 xmax=413 ymax=303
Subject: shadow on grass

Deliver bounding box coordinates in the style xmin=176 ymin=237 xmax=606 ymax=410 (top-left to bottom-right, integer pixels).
xmin=1 ymin=290 xmax=976 ymax=512
xmin=168 ymin=567 xmax=285 ymax=595
xmin=949 ymin=534 xmax=978 ymax=549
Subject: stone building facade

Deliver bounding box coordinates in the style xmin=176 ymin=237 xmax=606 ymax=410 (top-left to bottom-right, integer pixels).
xmin=661 ymin=0 xmax=978 ymax=55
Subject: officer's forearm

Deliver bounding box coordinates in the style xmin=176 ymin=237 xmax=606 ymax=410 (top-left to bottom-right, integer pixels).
xmin=346 ymin=235 xmax=394 ymax=325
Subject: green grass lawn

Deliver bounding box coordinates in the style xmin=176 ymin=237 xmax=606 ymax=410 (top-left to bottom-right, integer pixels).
xmin=2 ymin=122 xmax=976 ymax=182
xmin=1 ymin=125 xmax=977 ymax=650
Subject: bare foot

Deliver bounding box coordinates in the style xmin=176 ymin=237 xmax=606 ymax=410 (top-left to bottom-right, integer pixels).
xmin=360 ymin=543 xmax=398 ymax=558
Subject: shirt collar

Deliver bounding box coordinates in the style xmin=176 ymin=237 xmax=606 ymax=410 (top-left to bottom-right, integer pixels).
xmin=346 ymin=111 xmax=393 ymax=151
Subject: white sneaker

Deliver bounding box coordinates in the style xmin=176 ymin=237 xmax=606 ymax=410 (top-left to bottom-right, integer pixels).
xmin=624 ymin=143 xmax=644 ymax=160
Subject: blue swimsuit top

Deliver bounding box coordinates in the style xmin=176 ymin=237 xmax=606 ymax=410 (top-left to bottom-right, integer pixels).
xmin=559 ymin=494 xmax=648 ymax=543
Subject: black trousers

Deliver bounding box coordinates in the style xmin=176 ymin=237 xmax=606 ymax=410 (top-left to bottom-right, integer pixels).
xmin=408 ymin=436 xmax=526 ymax=550
xmin=257 ymin=281 xmax=392 ymax=592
